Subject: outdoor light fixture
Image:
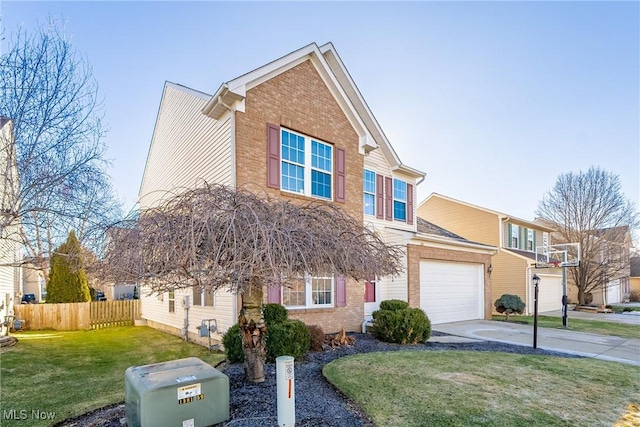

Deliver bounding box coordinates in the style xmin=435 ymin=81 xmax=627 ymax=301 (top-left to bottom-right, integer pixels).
xmin=487 ymin=265 xmax=493 ymax=274
xmin=532 ymin=274 xmax=540 ymax=349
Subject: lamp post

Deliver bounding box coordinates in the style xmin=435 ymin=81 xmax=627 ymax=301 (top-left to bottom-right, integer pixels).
xmin=532 ymin=274 xmax=540 ymax=349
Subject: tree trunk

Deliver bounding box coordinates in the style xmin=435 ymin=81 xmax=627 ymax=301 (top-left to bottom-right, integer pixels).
xmin=577 ymin=287 xmax=585 ymax=305
xmin=239 ymin=278 xmax=267 ymax=383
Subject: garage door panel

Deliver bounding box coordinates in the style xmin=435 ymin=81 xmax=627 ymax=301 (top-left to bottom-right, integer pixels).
xmin=420 ymin=260 xmax=483 ymax=324
xmin=534 ymin=275 xmax=562 ymax=313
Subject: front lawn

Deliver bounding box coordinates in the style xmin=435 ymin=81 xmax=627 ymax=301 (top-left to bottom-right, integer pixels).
xmin=324 ymin=351 xmax=640 ymax=427
xmin=0 ymin=326 xmax=225 ymax=427
xmin=491 ymin=315 xmax=640 ymax=339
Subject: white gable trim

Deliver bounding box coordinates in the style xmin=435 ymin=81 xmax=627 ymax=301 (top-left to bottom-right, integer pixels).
xmin=202 ymin=43 xmax=372 ymax=146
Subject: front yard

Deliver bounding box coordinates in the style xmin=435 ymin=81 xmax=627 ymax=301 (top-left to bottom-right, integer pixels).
xmin=491 ymin=315 xmax=640 ymax=339
xmin=0 ymin=327 xmax=225 ymax=427
xmin=324 ymin=351 xmax=640 ymax=426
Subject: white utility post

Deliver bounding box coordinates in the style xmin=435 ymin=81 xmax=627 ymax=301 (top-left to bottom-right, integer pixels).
xmin=276 ymin=355 xmax=295 ymax=426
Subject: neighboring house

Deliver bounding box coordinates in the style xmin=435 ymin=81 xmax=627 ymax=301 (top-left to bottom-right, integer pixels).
xmin=581 ymin=226 xmax=633 ymax=305
xmin=418 ymin=193 xmax=562 ymax=314
xmin=137 ymin=42 xmax=496 ymax=345
xmin=630 ymin=256 xmax=640 ymax=295
xmin=22 ymin=260 xmax=46 ymax=303
xmin=0 ymin=117 xmax=22 ymax=332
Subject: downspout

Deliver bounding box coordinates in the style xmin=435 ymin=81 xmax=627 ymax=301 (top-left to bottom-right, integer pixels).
xmin=218 ymin=96 xmax=236 ymax=187
xmin=525 ymin=265 xmax=533 ymax=315
xmin=218 ymin=96 xmax=238 ymax=330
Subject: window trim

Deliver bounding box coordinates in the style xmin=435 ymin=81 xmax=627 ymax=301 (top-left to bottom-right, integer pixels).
xmin=393 ymin=178 xmax=407 ymax=222
xmin=363 ymin=169 xmax=376 ymax=216
xmin=280 ymin=128 xmax=333 ymax=200
xmin=282 ymin=274 xmax=335 ymax=309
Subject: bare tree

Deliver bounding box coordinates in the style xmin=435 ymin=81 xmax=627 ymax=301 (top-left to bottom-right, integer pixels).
xmin=102 ymin=184 xmax=403 ymax=382
xmin=536 ymin=167 xmax=638 ymax=305
xmin=0 ymin=18 xmax=122 ymax=281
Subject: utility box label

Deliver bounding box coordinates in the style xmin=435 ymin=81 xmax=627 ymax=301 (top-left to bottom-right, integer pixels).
xmin=177 ymin=383 xmax=202 ymax=405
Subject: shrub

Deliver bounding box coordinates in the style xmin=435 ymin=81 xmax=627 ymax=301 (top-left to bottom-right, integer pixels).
xmin=267 ymin=319 xmax=311 ymax=362
xmin=629 ymin=290 xmax=640 ymax=303
xmin=623 ymin=307 xmax=633 ymax=313
xmin=221 ymin=324 xmax=244 ymax=363
xmin=307 ymin=324 xmax=325 ymax=351
xmin=584 ymin=292 xmax=594 ymax=305
xmin=379 ymin=299 xmax=409 ymax=312
xmin=372 ymin=306 xmax=431 ymax=344
xmin=494 ymin=294 xmax=525 ymax=321
xmin=263 ymin=303 xmax=288 ymax=325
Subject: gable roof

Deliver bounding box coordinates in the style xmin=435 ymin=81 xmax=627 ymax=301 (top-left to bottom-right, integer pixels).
xmin=201 ymin=42 xmax=424 ymax=180
xmin=0 ymin=117 xmax=11 ymax=130
xmin=421 ymin=192 xmax=555 ymax=231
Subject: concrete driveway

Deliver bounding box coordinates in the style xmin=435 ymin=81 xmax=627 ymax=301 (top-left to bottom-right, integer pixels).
xmin=432 ymin=320 xmax=640 ymax=366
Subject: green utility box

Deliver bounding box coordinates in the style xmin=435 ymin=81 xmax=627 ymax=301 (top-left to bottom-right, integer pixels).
xmin=125 ymin=357 xmax=229 ymax=427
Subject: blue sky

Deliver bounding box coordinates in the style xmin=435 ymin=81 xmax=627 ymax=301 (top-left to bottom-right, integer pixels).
xmin=2 ymin=1 xmax=638 ymax=223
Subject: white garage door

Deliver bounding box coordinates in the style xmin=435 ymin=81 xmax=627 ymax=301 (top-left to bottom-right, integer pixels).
xmin=534 ymin=274 xmax=563 ymax=313
xmin=607 ymin=280 xmax=621 ymax=304
xmin=420 ymin=260 xmax=484 ymax=324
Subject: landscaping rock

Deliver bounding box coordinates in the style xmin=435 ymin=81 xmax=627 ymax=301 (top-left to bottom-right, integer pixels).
xmin=54 ymin=333 xmax=582 ymax=427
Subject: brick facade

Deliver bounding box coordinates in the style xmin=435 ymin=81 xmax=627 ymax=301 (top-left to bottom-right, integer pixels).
xmin=235 ymin=60 xmax=365 ymax=333
xmin=406 ymin=244 xmax=493 ymax=320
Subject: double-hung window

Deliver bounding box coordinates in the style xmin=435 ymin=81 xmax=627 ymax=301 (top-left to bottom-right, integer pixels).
xmin=282 ymin=275 xmax=334 ymax=308
xmin=510 ymin=224 xmax=520 ymax=248
xmin=363 ymin=170 xmax=376 ymax=216
xmin=193 ymin=287 xmax=215 ymax=307
xmin=527 ymin=229 xmax=534 ymax=251
xmin=393 ymin=179 xmax=407 ymax=221
xmin=281 ymin=128 xmax=333 ymax=200
xmin=168 ymin=291 xmax=175 ymax=313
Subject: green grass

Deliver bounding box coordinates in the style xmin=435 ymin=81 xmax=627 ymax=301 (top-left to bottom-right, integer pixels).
xmin=324 ymin=351 xmax=640 ymax=427
xmin=0 ymin=327 xmax=225 ymax=427
xmin=491 ymin=315 xmax=640 ymax=339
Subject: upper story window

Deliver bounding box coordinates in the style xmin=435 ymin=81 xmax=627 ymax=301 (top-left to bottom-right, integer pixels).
xmin=510 ymin=224 xmax=520 ymax=248
xmin=281 ymin=129 xmax=332 ymax=200
xmin=363 ymin=170 xmax=376 ymax=216
xmin=393 ymin=179 xmax=407 ymax=221
xmin=282 ymin=275 xmax=334 ymax=309
xmin=527 ymin=229 xmax=535 ymax=251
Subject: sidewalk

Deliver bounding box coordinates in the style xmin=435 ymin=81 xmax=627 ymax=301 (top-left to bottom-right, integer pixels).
xmin=432 ymin=320 xmax=640 ymax=366
xmin=543 ymin=309 xmax=640 ymax=325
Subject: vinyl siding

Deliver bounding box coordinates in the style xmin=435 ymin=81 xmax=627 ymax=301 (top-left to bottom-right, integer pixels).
xmin=379 ymin=228 xmax=412 ymax=302
xmin=418 ymin=196 xmax=499 ymax=246
xmin=139 ymin=286 xmax=236 ymax=341
xmin=363 ymin=149 xmax=417 ymax=233
xmin=490 ymin=251 xmax=529 ymax=309
xmin=139 ymin=84 xmax=232 ymax=209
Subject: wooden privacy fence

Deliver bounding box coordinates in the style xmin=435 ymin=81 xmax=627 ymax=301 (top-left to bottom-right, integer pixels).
xmin=14 ymin=300 xmax=141 ymax=331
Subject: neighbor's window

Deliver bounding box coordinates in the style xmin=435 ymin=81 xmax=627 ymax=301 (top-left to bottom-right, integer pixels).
xmin=510 ymin=224 xmax=520 ymax=248
xmin=393 ymin=179 xmax=407 ymax=221
xmin=281 ymin=128 xmax=333 ymax=200
xmin=527 ymin=229 xmax=535 ymax=251
xmin=282 ymin=275 xmax=334 ymax=308
xmin=363 ymin=170 xmax=376 ymax=216
xmin=168 ymin=291 xmax=175 ymax=313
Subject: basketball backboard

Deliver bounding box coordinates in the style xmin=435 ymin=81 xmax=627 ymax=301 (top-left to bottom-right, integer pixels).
xmin=535 ymin=243 xmax=580 ymax=269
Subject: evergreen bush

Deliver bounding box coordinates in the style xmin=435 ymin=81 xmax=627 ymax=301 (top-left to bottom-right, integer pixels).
xmin=221 ymin=323 xmax=244 ymax=363
xmin=494 ymin=294 xmax=525 ymax=321
xmin=266 ymin=319 xmax=311 ymax=362
xmin=379 ymin=299 xmax=409 ymax=312
xmin=262 ymin=303 xmax=288 ymax=325
xmin=46 ymin=231 xmax=91 ymax=303
xmin=372 ymin=304 xmax=431 ymax=344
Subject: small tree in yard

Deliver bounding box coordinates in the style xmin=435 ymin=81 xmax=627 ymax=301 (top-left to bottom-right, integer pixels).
xmin=101 ymin=184 xmax=403 ymax=383
xmin=494 ymin=294 xmax=525 ymax=321
xmin=46 ymin=231 xmax=91 ymax=303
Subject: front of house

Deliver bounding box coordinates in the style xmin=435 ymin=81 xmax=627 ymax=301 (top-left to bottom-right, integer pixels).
xmin=136 ymin=43 xmax=496 ymax=344
xmin=418 ymin=193 xmax=563 ymax=315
